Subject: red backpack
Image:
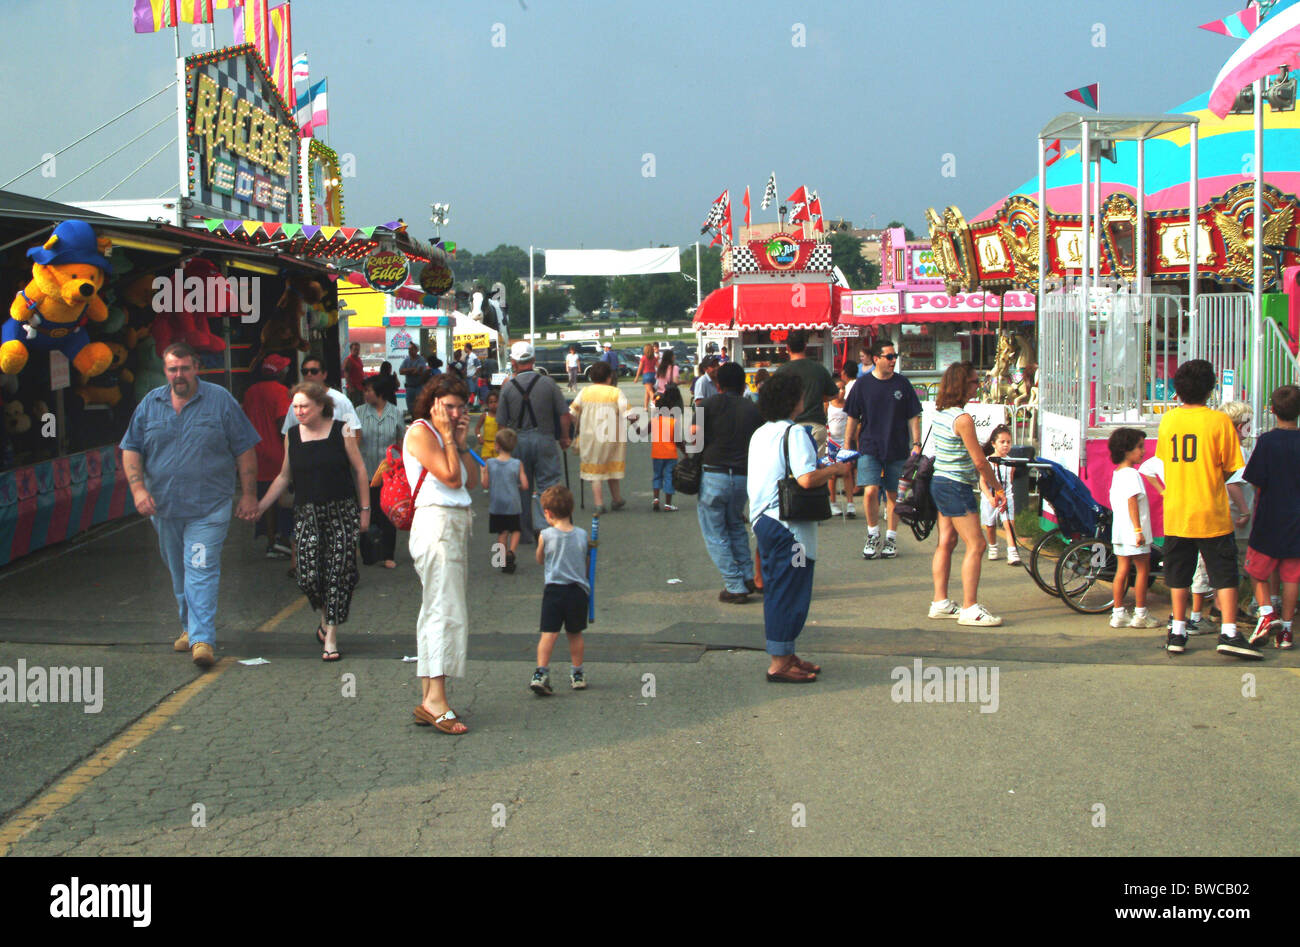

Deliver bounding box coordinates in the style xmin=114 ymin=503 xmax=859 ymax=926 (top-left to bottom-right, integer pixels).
xmin=380 ymin=420 xmax=431 ymax=530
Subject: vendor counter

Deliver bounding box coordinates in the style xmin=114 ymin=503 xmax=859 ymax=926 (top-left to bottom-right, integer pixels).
xmin=0 ymin=445 xmax=131 ymax=568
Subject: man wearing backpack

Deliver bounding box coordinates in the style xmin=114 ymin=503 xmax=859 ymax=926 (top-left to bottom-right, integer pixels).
xmin=497 ymin=342 xmax=573 ymax=543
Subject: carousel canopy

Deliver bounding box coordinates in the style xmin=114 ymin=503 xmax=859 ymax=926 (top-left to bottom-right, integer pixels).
xmin=975 ymin=89 xmax=1300 ymax=220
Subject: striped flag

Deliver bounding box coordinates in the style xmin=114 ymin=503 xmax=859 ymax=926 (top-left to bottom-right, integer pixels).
xmin=268 ymin=2 xmax=294 ymax=107
xmin=233 ymin=0 xmax=270 ymax=64
xmin=133 ymin=0 xmax=178 ymax=32
xmin=1065 ymin=83 xmax=1099 ymax=110
xmin=297 ymin=78 xmax=327 ymax=136
xmin=178 ymin=0 xmax=213 ymax=22
xmin=292 ymin=52 xmax=309 ymax=83
xmin=212 ymin=0 xmax=244 ymax=7
xmin=1199 ymin=5 xmax=1261 ymax=37
xmin=760 ymin=172 xmax=777 ymax=210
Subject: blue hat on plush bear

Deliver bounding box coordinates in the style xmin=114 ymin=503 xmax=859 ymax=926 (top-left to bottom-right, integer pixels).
xmin=27 ymin=220 xmax=112 ymax=273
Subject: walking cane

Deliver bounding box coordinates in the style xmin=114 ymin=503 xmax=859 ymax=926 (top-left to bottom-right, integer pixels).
xmin=587 ymin=514 xmax=599 ymax=623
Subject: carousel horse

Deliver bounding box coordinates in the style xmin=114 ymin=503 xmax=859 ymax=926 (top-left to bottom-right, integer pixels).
xmin=981 ymin=331 xmax=1037 ymax=406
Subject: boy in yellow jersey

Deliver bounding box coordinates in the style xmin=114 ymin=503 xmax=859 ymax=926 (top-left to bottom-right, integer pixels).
xmin=1157 ymin=360 xmax=1261 ymax=659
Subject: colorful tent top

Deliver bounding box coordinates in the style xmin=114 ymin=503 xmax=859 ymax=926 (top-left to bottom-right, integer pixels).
xmin=973 ymin=88 xmax=1300 ymax=221
xmin=197 ymin=218 xmax=443 ymax=263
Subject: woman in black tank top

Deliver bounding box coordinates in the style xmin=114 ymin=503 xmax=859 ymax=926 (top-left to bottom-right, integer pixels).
xmin=256 ymin=382 xmax=371 ymax=660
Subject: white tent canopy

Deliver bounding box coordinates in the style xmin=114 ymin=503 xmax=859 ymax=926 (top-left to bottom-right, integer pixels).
xmin=544 ymin=247 xmax=680 ymax=276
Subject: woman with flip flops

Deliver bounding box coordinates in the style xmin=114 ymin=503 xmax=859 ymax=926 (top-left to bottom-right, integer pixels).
xmin=404 ymin=374 xmax=479 ymax=735
xmin=255 ymin=382 xmax=370 ymax=662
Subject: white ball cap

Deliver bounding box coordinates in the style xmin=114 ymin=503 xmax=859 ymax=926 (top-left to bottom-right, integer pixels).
xmin=510 ymin=341 xmax=535 ymax=362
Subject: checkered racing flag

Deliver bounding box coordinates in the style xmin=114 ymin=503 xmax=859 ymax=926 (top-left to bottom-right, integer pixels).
xmin=761 ymin=172 xmax=777 ymax=210
xmin=700 ymin=190 xmax=729 ymax=233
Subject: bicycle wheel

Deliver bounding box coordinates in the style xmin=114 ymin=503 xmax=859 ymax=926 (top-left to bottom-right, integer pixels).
xmin=1055 ymin=538 xmax=1119 ymax=614
xmin=1029 ymin=530 xmax=1070 ymax=597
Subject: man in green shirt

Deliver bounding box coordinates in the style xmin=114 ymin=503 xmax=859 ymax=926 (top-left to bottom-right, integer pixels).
xmin=774 ymin=329 xmax=838 ymax=457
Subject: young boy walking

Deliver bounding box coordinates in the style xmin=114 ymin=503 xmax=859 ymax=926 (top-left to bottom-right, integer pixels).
xmin=1157 ymin=360 xmax=1261 ymax=659
xmin=482 ymin=427 xmax=528 ymax=574
xmin=1241 ymin=384 xmax=1300 ymax=649
xmin=1107 ymin=427 xmax=1159 ymax=628
xmin=530 ymin=485 xmax=591 ymax=694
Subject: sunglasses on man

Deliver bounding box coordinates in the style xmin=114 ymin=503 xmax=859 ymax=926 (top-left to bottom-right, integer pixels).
xmin=876 ymin=352 xmax=898 ymax=361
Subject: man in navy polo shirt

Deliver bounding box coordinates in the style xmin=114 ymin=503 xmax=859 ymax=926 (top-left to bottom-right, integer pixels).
xmin=844 ymin=338 xmax=922 ymax=560
xmin=121 ymin=342 xmax=261 ymax=668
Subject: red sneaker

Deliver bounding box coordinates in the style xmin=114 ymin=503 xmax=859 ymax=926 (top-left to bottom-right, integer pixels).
xmin=1247 ymin=612 xmax=1281 ymax=645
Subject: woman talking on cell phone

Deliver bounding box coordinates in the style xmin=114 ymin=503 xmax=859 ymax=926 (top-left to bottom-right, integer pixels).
xmin=403 ymin=374 xmax=480 ymax=735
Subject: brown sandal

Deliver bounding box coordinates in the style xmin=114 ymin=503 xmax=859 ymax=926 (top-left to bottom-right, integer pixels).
xmin=790 ymin=655 xmax=821 ymax=674
xmin=413 ymin=705 xmax=468 ymax=734
xmin=766 ymin=665 xmax=817 ymax=683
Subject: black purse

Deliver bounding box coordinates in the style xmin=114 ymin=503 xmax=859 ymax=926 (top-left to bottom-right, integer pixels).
xmin=673 ymin=452 xmax=701 ymax=495
xmin=777 ymin=425 xmax=832 ymax=522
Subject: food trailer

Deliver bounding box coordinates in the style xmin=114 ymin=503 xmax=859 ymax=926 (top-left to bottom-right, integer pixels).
xmin=692 ymin=232 xmax=839 ymax=384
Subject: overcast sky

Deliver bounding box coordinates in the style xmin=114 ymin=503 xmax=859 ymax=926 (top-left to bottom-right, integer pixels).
xmin=0 ymin=0 xmax=1252 ymax=254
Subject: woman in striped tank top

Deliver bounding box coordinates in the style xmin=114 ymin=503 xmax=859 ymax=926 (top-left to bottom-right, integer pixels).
xmin=927 ymin=362 xmax=1008 ymax=627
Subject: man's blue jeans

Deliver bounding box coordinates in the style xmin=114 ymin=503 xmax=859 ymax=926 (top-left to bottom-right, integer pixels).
xmin=151 ymin=506 xmax=231 ymax=646
xmin=697 ymin=470 xmax=754 ymax=595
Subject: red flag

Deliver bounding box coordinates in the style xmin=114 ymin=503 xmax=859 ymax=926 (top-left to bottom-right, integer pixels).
xmin=808 ymin=191 xmax=822 ymax=219
xmin=743 ymin=186 xmax=751 ymax=229
xmin=1045 ymin=138 xmax=1063 ymax=167
xmin=786 ymin=185 xmax=807 ymax=205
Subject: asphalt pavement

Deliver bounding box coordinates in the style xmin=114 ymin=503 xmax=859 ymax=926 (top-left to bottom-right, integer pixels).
xmin=2 ymin=382 xmax=1297 ymax=856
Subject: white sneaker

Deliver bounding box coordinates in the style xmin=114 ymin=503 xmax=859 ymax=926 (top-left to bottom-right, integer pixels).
xmin=1129 ymin=613 xmax=1162 ymax=629
xmin=958 ymin=604 xmax=1003 ymax=627
xmin=1006 ymin=551 xmax=1021 ymax=565
xmin=928 ymin=599 xmax=961 ymax=620
xmin=863 ymin=534 xmax=880 ymax=559
xmin=1109 ymin=609 xmax=1131 ymax=628
xmin=987 ymin=547 xmax=1000 ymax=561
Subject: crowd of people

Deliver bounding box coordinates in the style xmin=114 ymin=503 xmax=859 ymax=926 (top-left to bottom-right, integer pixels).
xmin=118 ymin=334 xmax=1296 ymax=732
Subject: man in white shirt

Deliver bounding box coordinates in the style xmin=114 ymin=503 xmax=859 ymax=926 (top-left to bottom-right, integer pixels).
xmin=282 ymin=355 xmax=361 ymax=438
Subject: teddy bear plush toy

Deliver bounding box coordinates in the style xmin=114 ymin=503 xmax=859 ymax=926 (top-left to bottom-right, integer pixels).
xmin=74 ymin=341 xmax=134 ymax=408
xmin=2 ymin=220 xmax=114 ymax=380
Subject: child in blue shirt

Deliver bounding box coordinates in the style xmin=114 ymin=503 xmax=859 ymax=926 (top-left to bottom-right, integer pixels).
xmin=530 ymin=485 xmax=592 ymax=695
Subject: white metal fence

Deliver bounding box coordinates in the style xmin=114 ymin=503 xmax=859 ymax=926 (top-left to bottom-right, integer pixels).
xmin=1255 ymin=317 xmax=1300 ymax=436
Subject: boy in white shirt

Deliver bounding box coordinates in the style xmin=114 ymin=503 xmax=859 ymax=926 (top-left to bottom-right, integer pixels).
xmin=1108 ymin=428 xmax=1159 ymax=628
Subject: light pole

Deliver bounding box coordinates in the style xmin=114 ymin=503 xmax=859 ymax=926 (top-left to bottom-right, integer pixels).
xmin=430 ymin=202 xmax=451 ymax=238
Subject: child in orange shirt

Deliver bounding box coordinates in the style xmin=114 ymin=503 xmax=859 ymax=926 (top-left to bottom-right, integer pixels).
xmin=651 ymin=384 xmax=685 ymax=511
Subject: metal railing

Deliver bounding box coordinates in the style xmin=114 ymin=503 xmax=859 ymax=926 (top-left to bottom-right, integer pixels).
xmin=1255 ymin=317 xmax=1300 ymax=436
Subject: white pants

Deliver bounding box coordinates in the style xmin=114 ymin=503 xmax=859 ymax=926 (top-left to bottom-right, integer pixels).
xmin=409 ymin=505 xmax=472 ymax=679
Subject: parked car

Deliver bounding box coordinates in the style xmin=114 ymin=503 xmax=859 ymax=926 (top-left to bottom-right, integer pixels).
xmin=530 ymin=346 xmax=611 ymax=381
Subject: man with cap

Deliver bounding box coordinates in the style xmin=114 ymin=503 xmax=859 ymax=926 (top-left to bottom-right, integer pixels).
xmin=600 ymin=341 xmax=620 ymax=374
xmin=497 ymin=341 xmax=573 ymax=543
xmin=693 ymin=355 xmax=721 ymax=406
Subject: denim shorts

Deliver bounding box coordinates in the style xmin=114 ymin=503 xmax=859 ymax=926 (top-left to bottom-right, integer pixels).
xmin=856 ymin=454 xmax=906 ymax=492
xmin=642 ymin=372 xmax=656 ymax=385
xmin=931 ymin=475 xmax=979 ymax=517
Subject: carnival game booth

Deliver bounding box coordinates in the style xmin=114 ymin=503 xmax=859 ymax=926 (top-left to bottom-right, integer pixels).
xmin=923 ymin=108 xmax=1300 ymax=522
xmin=920 ymin=95 xmax=1300 ymax=511
xmin=839 ymin=227 xmax=1038 ymax=402
xmin=0 ymin=192 xmax=332 ymax=566
xmin=693 ymin=233 xmax=839 ymax=383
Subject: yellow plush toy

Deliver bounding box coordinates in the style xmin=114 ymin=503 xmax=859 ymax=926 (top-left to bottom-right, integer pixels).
xmin=1 ymin=220 xmax=114 ymax=380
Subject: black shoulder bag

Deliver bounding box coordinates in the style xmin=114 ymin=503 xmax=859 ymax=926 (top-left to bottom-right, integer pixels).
xmin=777 ymin=425 xmax=832 ymax=522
